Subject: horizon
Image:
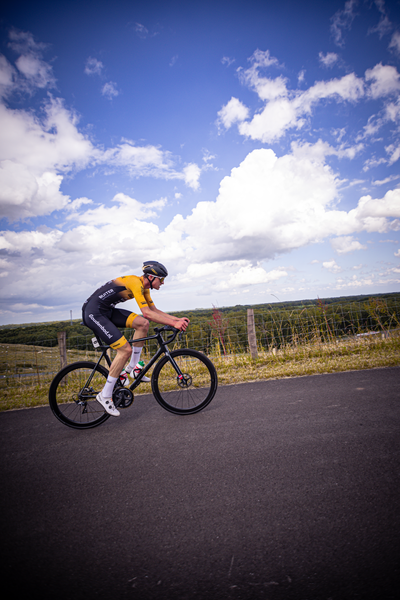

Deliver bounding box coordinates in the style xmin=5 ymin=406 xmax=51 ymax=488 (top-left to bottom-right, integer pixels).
xmin=1 ymin=289 xmax=398 ymax=329
xmin=1 ymin=0 xmax=400 ymax=326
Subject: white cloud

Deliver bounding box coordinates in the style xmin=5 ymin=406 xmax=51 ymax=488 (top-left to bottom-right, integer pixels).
xmin=7 ymin=29 xmax=56 ymax=92
xmin=217 ymin=97 xmax=249 ymax=129
xmin=385 ymin=141 xmax=400 ymax=165
xmin=1 ymin=47 xmax=50 ymax=101
xmin=219 ymin=50 xmax=365 ymax=143
xmin=99 ymin=140 xmax=201 ymax=187
xmin=0 ymin=38 xmax=204 ymax=223
xmin=330 ymin=236 xmax=367 ymax=254
xmin=363 ymin=156 xmax=387 ymax=171
xmin=102 ymin=81 xmax=119 ymax=99
xmin=298 ymin=70 xmax=306 ymax=85
xmin=171 ymin=145 xmax=400 ymax=266
xmin=335 ymin=276 xmax=375 ymax=289
xmin=2 ymin=142 xmax=400 ymax=318
xmin=351 ymin=189 xmax=400 ymax=227
xmin=385 ymin=97 xmax=400 ymax=122
xmin=323 ymin=259 xmax=342 ymax=273
xmin=389 ymin=31 xmax=400 ymax=55
xmin=0 ymin=95 xmax=200 ymax=220
xmin=368 ymin=0 xmax=392 ymax=38
xmin=2 ymin=24 xmax=400 ymax=320
xmin=319 ymin=52 xmax=339 ymax=68
xmin=395 ymin=249 xmax=400 ymax=257
xmin=15 ymin=54 xmax=54 ymax=89
xmin=182 ymin=163 xmax=201 ymax=190
xmin=290 ymin=138 xmax=363 ymax=162
xmin=8 ymin=29 xmax=46 ymax=55
xmin=101 ymin=141 xmax=173 ymax=172
xmin=221 ymin=57 xmax=235 ymax=67
xmin=365 ymin=63 xmax=400 ymax=98
xmin=0 ymin=54 xmax=16 ymax=98
xmin=213 ymin=265 xmax=287 ymax=291
xmin=85 ymin=57 xmax=104 ymax=76
xmin=134 ymin=23 xmax=149 ymax=38
xmin=219 ymin=50 xmax=400 ymax=149
xmin=330 ymin=0 xmax=359 ymax=47
xmin=0 ymin=98 xmax=95 ymax=220
xmin=0 ymin=165 xmax=67 ymax=221
xmin=65 ymin=192 xmax=166 ymax=228
xmin=372 ymin=174 xmax=400 ymax=186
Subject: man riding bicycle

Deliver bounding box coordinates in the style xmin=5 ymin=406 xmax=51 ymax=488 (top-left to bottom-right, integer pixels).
xmin=82 ymin=261 xmax=190 ymax=417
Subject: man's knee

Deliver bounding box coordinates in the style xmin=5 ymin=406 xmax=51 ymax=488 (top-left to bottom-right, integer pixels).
xmin=118 ymin=342 xmax=132 ymax=359
xmin=133 ymin=316 xmax=149 ymax=333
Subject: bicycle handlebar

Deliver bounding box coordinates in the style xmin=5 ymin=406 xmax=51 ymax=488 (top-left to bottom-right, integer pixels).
xmin=153 ymin=325 xmax=184 ymax=343
xmin=153 ymin=325 xmax=179 ymax=333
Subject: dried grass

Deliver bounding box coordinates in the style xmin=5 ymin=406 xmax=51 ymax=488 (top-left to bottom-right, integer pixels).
xmin=1 ymin=332 xmax=399 ymax=412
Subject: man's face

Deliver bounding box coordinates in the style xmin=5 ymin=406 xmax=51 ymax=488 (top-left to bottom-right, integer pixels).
xmin=151 ymin=276 xmax=164 ymax=290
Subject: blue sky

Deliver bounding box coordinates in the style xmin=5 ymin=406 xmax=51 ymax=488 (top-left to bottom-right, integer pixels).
xmin=0 ymin=0 xmax=400 ymax=325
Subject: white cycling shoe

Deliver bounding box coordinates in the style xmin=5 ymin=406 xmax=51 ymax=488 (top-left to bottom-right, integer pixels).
xmin=120 ymin=366 xmax=150 ymax=384
xmin=96 ymin=392 xmax=120 ymax=417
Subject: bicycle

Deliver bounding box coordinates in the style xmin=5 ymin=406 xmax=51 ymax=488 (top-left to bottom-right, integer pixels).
xmin=49 ymin=325 xmax=218 ymax=429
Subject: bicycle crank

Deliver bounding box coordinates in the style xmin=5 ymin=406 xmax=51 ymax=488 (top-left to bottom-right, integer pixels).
xmin=113 ymin=387 xmax=134 ymax=408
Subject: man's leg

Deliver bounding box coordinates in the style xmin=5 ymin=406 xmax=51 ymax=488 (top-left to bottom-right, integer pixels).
xmin=126 ymin=315 xmax=149 ymax=371
xmin=105 ymin=310 xmax=150 ymax=383
xmin=95 ymin=343 xmax=132 ymax=416
xmin=108 ymin=342 xmax=133 ymax=378
xmin=82 ymin=305 xmax=131 ymax=416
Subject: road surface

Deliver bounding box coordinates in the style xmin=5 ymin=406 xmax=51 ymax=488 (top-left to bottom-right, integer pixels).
xmin=1 ymin=367 xmax=399 ymax=599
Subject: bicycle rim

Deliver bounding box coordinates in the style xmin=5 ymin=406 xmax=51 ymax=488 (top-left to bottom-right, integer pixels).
xmin=49 ymin=361 xmax=110 ymax=429
xmin=152 ymin=349 xmax=218 ymax=415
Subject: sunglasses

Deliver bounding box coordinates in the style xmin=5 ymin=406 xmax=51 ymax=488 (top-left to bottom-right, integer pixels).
xmin=154 ymin=276 xmax=165 ymax=283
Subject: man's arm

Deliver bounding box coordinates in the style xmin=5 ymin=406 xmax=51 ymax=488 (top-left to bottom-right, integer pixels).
xmin=141 ymin=304 xmax=189 ymax=331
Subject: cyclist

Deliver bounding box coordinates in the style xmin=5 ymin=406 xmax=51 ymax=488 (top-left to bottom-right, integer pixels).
xmin=82 ymin=261 xmax=190 ymax=417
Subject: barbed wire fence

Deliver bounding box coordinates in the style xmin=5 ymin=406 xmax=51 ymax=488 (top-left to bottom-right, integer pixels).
xmin=1 ymin=297 xmax=400 ymax=387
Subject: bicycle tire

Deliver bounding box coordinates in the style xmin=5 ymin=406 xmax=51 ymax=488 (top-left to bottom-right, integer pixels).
xmin=151 ymin=349 xmax=218 ymax=415
xmin=49 ymin=361 xmax=110 ymax=429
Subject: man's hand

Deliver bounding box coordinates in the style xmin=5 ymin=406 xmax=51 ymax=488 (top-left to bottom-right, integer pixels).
xmin=175 ymin=317 xmax=190 ymax=331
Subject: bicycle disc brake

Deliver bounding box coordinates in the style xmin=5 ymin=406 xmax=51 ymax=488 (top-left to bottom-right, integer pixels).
xmin=113 ymin=387 xmax=134 ymax=408
xmin=177 ymin=373 xmax=192 ymax=388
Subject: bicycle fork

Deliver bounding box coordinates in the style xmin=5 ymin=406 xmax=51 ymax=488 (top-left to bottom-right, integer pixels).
xmin=163 ymin=349 xmax=191 ymax=388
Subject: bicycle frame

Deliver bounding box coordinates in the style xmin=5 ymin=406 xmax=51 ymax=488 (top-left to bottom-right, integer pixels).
xmin=89 ymin=326 xmax=186 ymax=391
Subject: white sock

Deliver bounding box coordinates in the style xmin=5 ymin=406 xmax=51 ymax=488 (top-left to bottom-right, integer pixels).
xmin=102 ymin=375 xmax=118 ymax=398
xmin=126 ymin=347 xmax=142 ymax=372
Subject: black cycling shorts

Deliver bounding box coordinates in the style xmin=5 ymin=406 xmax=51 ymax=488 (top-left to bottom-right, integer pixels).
xmin=82 ymin=300 xmax=138 ymax=349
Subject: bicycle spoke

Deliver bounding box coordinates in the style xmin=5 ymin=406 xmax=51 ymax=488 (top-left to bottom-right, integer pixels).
xmin=49 ymin=362 xmax=110 ymax=429
xmin=152 ymin=349 xmax=217 ymax=415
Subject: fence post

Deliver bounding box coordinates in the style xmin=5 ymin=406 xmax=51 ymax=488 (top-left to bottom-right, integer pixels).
xmin=247 ymin=309 xmax=258 ymax=359
xmin=58 ymin=331 xmax=67 ymax=369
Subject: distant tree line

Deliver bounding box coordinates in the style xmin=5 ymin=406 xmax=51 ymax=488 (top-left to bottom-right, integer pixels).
xmin=0 ymin=292 xmax=399 ymax=354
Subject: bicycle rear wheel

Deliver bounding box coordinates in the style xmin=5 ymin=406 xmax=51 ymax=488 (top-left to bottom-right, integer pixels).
xmin=49 ymin=361 xmax=110 ymax=429
xmin=151 ymin=349 xmax=218 ymax=415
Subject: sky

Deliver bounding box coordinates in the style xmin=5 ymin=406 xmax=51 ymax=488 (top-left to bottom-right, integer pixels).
xmin=0 ymin=0 xmax=400 ymax=325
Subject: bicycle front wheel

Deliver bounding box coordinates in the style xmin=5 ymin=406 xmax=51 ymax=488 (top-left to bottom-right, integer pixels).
xmin=49 ymin=361 xmax=110 ymax=429
xmin=151 ymin=349 xmax=218 ymax=415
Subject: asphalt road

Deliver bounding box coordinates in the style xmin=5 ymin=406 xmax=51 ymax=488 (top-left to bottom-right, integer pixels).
xmin=1 ymin=367 xmax=400 ymax=600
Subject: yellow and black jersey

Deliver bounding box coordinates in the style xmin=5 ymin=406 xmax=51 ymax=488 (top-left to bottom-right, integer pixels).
xmin=86 ymin=275 xmax=154 ymax=310
xmin=82 ymin=275 xmax=155 ymax=349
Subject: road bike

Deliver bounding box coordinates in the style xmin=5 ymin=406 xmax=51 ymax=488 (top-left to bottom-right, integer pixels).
xmin=49 ymin=325 xmax=218 ymax=429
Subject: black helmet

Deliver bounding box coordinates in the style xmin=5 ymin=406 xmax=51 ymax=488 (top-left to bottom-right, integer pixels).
xmin=142 ymin=261 xmax=168 ymax=278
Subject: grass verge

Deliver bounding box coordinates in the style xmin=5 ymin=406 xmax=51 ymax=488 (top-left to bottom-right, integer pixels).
xmin=0 ymin=334 xmax=399 ymax=412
